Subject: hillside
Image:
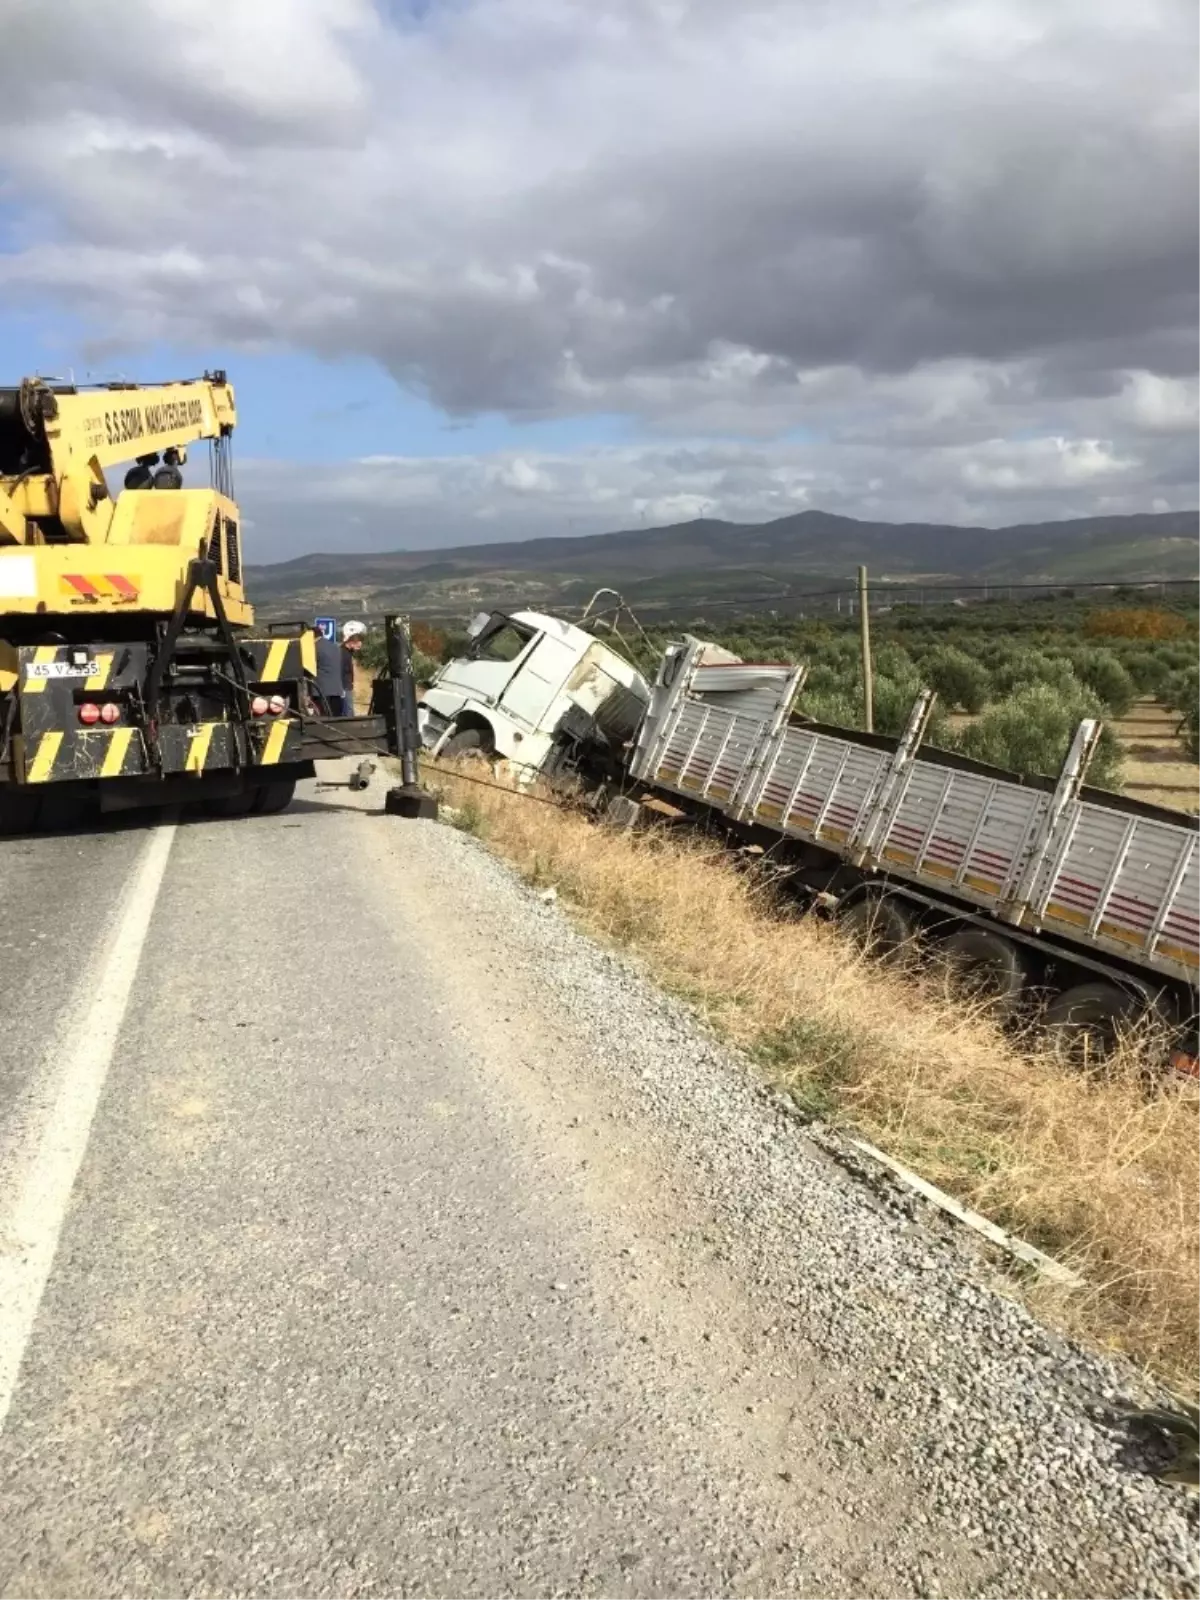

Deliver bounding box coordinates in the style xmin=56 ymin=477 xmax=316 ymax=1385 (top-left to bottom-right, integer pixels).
xmin=247 ymin=507 xmax=1199 ymax=619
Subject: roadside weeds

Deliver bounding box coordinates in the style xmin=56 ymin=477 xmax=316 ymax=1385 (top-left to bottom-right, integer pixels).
xmin=429 ymin=763 xmax=1199 ymax=1393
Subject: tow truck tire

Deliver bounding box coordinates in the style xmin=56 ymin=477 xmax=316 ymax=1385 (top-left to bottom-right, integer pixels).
xmin=940 ymin=927 xmax=1029 ymax=1020
xmin=443 ymin=726 xmax=490 ymax=759
xmin=1042 ymin=981 xmax=1143 ymax=1064
xmin=37 ymin=789 xmax=88 ymax=831
xmin=0 ymin=790 xmax=41 ymax=835
xmin=204 ymin=787 xmax=257 ymax=818
xmin=836 ymin=891 xmax=914 ymax=960
xmin=253 ymin=778 xmax=296 ymax=815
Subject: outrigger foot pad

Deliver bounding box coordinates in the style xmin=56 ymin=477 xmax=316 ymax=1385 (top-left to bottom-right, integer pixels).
xmin=385 ymin=784 xmax=439 ymax=820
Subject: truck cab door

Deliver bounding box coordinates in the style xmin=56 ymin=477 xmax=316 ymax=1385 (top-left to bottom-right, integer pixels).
xmin=433 ymin=615 xmax=536 ymax=709
xmin=498 ymin=631 xmax=578 ymax=731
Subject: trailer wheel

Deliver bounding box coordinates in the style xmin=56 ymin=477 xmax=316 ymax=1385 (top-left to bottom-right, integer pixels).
xmin=939 ymin=927 xmax=1029 ymax=1020
xmin=253 ymin=779 xmax=296 ymax=815
xmin=1042 ymin=981 xmax=1143 ymax=1065
xmin=836 ymin=892 xmax=914 ymax=960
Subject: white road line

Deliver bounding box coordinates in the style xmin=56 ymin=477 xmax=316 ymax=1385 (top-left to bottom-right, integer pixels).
xmin=0 ymin=820 xmax=176 ymax=1433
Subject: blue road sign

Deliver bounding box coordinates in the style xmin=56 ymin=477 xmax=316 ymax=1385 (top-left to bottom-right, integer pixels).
xmin=314 ymin=616 xmax=337 ymax=642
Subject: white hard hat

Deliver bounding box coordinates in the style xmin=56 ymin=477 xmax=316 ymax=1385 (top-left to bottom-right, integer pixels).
xmin=342 ymin=620 xmax=367 ymax=641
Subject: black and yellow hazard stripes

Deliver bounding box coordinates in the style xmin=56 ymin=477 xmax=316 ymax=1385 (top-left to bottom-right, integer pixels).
xmin=182 ymin=721 xmax=217 ymax=773
xmin=20 ymin=715 xmax=301 ymax=783
xmin=24 ymin=730 xmax=61 ymax=784
xmin=245 ymin=636 xmax=307 ymax=685
xmin=21 ymin=724 xmax=145 ymax=784
xmin=10 ymin=635 xmax=307 ymax=786
xmin=258 ymin=718 xmax=292 ymax=766
xmin=162 ymin=718 xmax=301 ymax=775
xmin=16 ymin=641 xmax=147 ymax=784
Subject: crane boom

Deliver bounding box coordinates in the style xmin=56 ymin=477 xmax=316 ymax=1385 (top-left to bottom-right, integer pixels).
xmin=0 ymin=373 xmax=236 ymax=546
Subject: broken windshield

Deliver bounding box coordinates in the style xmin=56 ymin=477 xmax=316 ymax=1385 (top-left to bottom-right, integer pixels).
xmin=470 ymin=615 xmax=534 ymax=663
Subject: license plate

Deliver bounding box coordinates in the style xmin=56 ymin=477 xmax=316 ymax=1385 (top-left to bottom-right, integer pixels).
xmin=27 ymin=660 xmax=99 ymax=680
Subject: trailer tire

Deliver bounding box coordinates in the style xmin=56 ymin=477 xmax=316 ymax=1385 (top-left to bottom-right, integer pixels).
xmin=940 ymin=927 xmax=1029 ymax=1020
xmin=836 ymin=892 xmax=914 ymax=960
xmin=1042 ymin=981 xmax=1143 ymax=1064
xmin=253 ymin=779 xmax=296 ymax=815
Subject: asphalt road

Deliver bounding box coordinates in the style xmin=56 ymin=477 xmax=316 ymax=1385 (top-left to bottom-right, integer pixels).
xmin=0 ymin=780 xmax=841 ymax=1599
xmin=2 ymin=777 xmax=1192 ymax=1600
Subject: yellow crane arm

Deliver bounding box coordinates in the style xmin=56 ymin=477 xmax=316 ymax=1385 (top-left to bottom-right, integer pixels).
xmin=0 ymin=374 xmax=236 ymax=544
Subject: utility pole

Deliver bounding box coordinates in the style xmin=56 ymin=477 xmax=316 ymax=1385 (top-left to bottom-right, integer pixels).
xmin=858 ymin=564 xmax=874 ymax=734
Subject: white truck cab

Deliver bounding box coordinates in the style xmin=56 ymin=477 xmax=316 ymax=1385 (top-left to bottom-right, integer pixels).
xmin=418 ymin=609 xmax=650 ymax=779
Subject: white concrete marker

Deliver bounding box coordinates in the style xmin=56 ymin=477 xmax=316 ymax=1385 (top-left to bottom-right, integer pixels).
xmin=0 ymin=820 xmax=176 ymax=1432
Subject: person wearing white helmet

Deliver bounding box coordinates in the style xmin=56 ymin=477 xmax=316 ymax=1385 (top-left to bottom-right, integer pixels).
xmin=340 ymin=620 xmax=367 ymax=715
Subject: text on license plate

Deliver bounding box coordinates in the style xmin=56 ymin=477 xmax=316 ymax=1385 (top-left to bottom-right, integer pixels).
xmin=27 ymin=660 xmax=99 ymax=680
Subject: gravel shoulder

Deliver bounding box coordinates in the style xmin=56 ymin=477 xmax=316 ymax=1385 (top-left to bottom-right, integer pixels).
xmin=354 ymin=787 xmax=1199 ymax=1600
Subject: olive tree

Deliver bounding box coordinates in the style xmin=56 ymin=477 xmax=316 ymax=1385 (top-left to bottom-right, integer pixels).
xmin=956 ymin=683 xmax=1124 ymax=791
xmin=921 ymin=645 xmax=991 ymax=714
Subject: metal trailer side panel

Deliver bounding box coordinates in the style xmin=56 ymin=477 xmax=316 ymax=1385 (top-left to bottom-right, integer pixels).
xmin=1153 ymin=840 xmax=1200 ymax=976
xmin=753 ymin=726 xmax=838 ymax=831
xmin=654 ymin=698 xmax=708 ymax=787
xmin=751 ymin=726 xmax=889 ymax=846
xmin=638 ymin=649 xmax=798 ymax=808
xmin=1033 ymin=804 xmax=1200 ymax=978
xmin=667 ymin=704 xmax=770 ymax=806
xmin=876 ymin=762 xmax=1049 ymax=903
xmin=689 ymin=680 xmax=793 ymax=722
xmin=703 ymin=716 xmax=764 ymax=805
xmin=729 ymin=708 xmax=1074 ymax=932
xmin=745 ymin=724 xmax=821 ymax=826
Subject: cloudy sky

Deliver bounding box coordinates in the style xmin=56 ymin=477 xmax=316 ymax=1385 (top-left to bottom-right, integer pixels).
xmin=1 ymin=0 xmax=1196 ymax=562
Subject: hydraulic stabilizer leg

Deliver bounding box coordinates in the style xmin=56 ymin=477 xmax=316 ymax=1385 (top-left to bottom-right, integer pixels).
xmin=382 ymin=614 xmax=439 ymax=820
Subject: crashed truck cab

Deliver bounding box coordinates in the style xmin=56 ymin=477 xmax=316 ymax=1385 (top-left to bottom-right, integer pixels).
xmin=418 ymin=609 xmax=650 ymax=782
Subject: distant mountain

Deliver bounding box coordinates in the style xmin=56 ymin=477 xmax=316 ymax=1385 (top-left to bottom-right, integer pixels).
xmin=247 ymin=508 xmax=1199 ymax=619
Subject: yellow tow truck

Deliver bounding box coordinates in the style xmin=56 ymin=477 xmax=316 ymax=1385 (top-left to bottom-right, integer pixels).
xmin=0 ymin=373 xmax=432 ymax=830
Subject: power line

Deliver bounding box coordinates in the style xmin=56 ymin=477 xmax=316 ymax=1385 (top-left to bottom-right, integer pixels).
xmin=556 ymin=575 xmax=1199 ymax=618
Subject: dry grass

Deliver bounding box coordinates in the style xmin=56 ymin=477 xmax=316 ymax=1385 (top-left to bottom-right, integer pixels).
xmin=433 ymin=763 xmax=1199 ymax=1390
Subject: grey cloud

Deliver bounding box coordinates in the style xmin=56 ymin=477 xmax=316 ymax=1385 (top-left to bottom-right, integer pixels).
xmin=0 ymin=0 xmax=1196 ymax=537
xmin=0 ymin=0 xmax=374 ymax=147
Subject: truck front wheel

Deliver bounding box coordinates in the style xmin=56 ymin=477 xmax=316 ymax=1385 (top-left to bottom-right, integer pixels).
xmin=443 ymin=726 xmax=490 ymax=759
